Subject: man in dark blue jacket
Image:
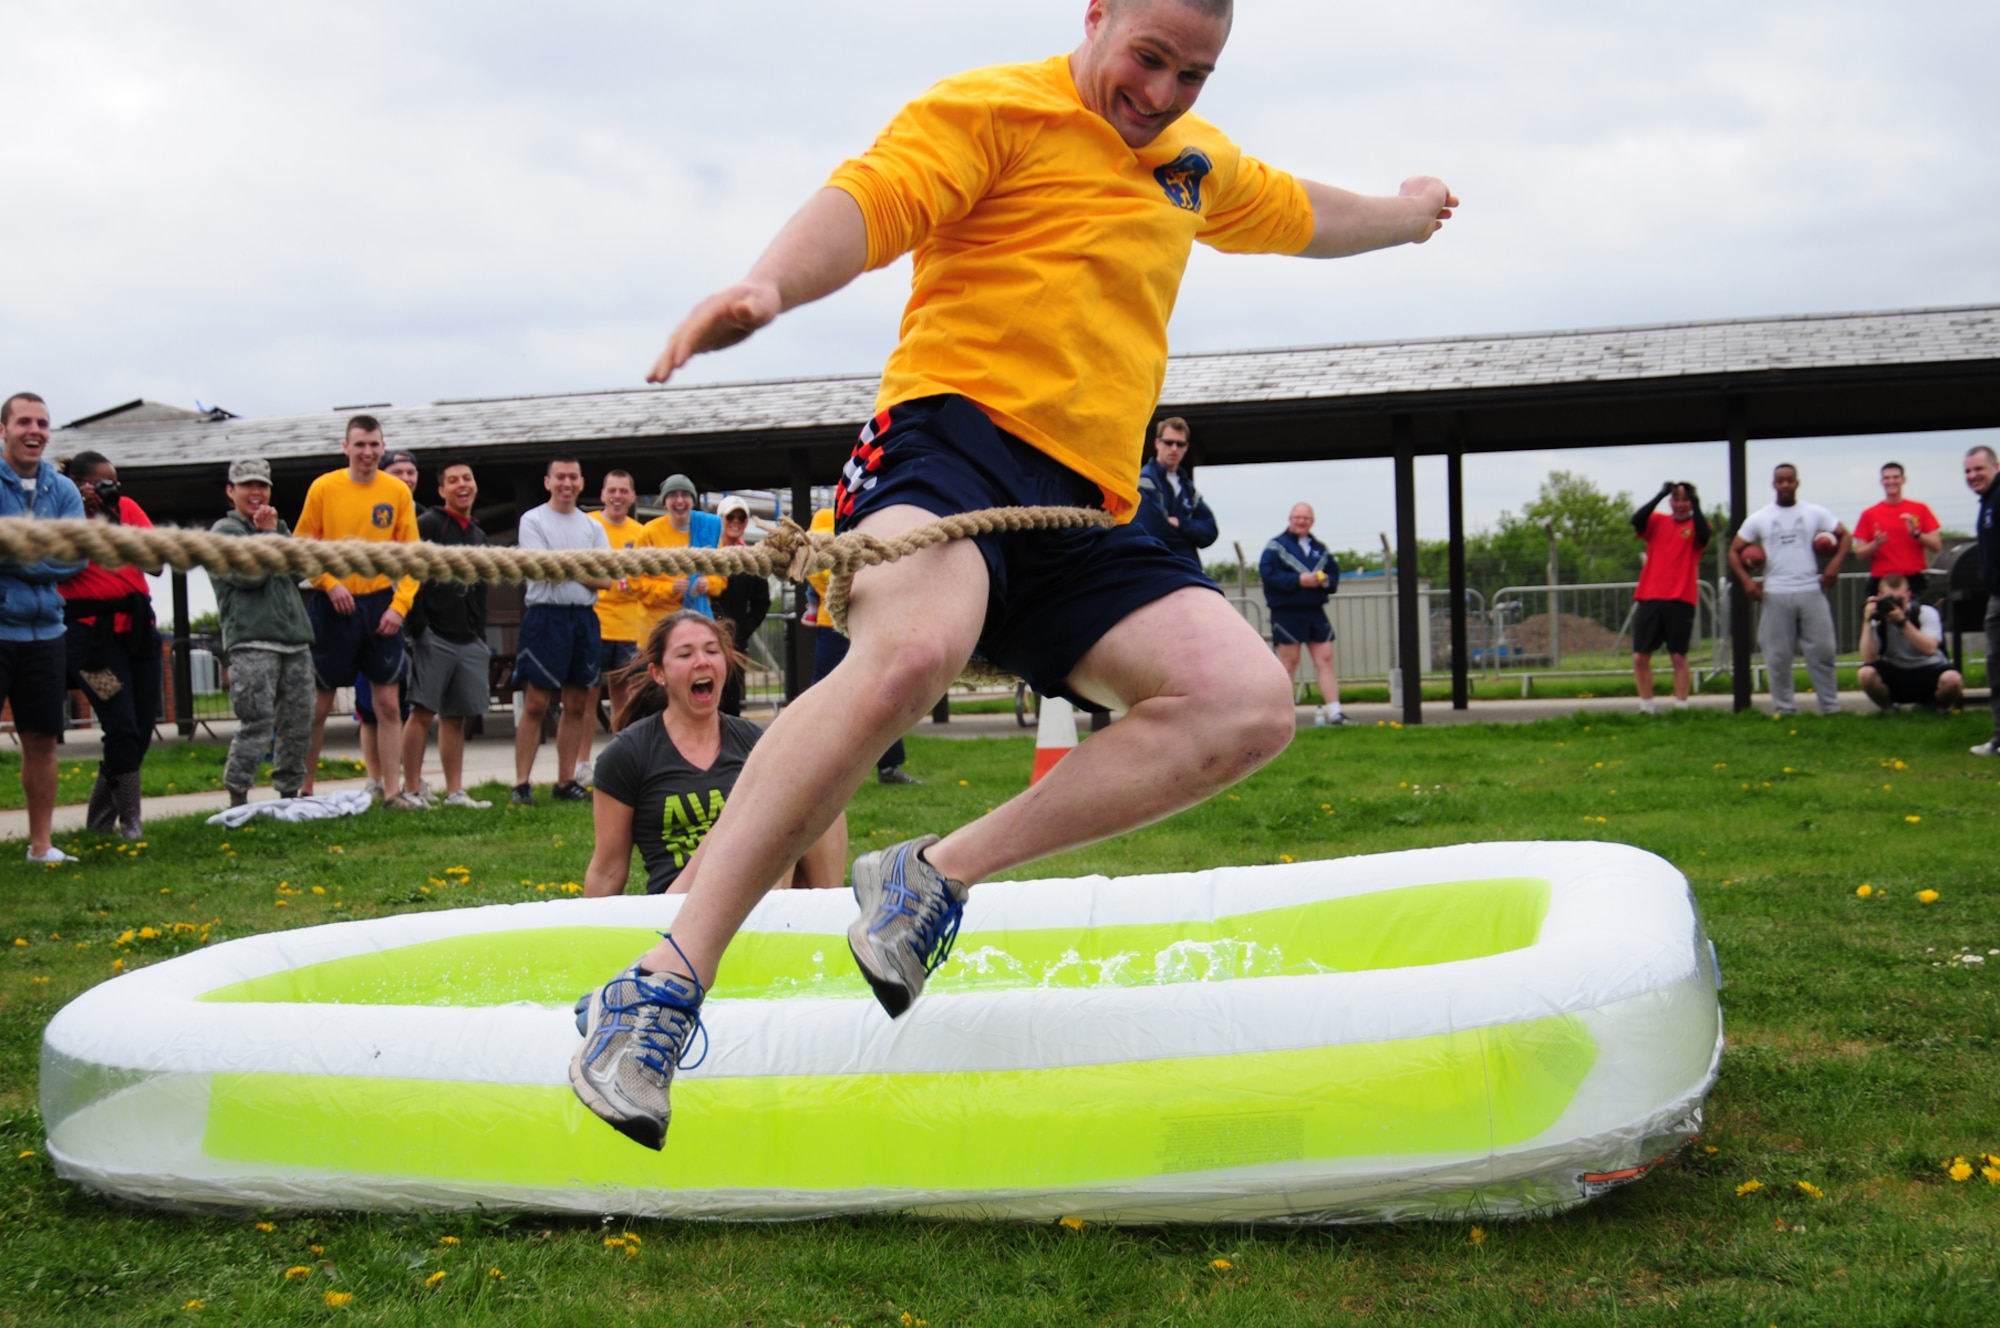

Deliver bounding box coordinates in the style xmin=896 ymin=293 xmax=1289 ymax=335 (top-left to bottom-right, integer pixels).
xmin=0 ymin=392 xmax=86 ymax=862
xmin=1131 ymin=417 xmax=1217 ymax=576
xmin=1260 ymin=501 xmax=1345 ymax=726
xmin=1965 ymin=445 xmax=2000 ymax=756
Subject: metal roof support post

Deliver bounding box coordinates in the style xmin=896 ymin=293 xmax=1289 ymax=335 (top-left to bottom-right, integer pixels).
xmin=171 ymin=571 xmax=194 ymax=738
xmin=1447 ymin=444 xmax=1469 ymax=710
xmin=1728 ymin=399 xmax=1753 ymax=713
xmin=785 ymin=447 xmax=814 ymax=704
xmin=1393 ymin=414 xmax=1423 ymax=725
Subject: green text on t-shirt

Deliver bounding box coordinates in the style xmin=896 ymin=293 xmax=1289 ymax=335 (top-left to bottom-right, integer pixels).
xmin=662 ymin=788 xmax=727 ymax=867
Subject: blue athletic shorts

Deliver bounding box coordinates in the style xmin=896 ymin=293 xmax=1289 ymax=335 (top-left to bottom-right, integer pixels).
xmin=834 ymin=394 xmax=1216 ymax=702
xmin=595 ymin=639 xmax=639 ymax=687
xmin=1271 ymin=607 xmax=1334 ymax=646
xmin=309 ymin=588 xmax=408 ymax=692
xmin=514 ymin=604 xmax=602 ymax=691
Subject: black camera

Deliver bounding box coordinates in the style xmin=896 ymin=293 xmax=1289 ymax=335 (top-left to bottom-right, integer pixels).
xmin=1872 ymin=594 xmax=1900 ymax=628
xmin=89 ymin=479 xmax=123 ymax=523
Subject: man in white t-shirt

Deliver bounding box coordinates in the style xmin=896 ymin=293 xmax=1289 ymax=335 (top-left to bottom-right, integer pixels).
xmin=512 ymin=456 xmax=613 ymax=805
xmin=1730 ymin=462 xmax=1849 ymax=715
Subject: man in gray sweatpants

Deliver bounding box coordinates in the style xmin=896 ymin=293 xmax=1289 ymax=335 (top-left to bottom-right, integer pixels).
xmin=1731 ymin=463 xmax=1849 ymax=716
xmin=212 ymin=459 xmax=316 ymax=804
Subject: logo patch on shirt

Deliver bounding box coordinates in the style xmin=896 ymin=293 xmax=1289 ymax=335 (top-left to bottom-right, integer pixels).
xmin=1154 ymin=149 xmax=1214 ymax=212
xmin=372 ymin=503 xmax=394 ymax=530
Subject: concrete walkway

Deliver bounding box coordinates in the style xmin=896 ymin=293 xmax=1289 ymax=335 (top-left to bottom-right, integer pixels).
xmin=0 ymin=689 xmax=1896 ymax=840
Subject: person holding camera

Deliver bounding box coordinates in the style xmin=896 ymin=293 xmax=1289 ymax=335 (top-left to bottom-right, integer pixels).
xmin=1630 ymin=480 xmax=1710 ymax=714
xmin=1858 ymin=574 xmax=1962 ymax=712
xmin=59 ymin=450 xmax=163 ymax=838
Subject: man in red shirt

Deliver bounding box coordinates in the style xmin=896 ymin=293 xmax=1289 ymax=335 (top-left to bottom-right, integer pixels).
xmin=1851 ymin=461 xmax=1942 ymax=599
xmin=1630 ymin=481 xmax=1710 ymax=714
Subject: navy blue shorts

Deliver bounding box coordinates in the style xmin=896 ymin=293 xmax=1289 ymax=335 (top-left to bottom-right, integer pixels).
xmin=835 ymin=394 xmax=1217 ymax=702
xmin=309 ymin=589 xmax=407 ymax=692
xmin=596 ymin=639 xmax=639 ymax=687
xmin=514 ymin=604 xmax=602 ymax=691
xmin=1271 ymin=607 xmax=1333 ymax=646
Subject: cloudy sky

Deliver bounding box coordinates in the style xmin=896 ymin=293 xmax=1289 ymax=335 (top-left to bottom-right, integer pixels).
xmin=7 ymin=0 xmax=1997 ymax=581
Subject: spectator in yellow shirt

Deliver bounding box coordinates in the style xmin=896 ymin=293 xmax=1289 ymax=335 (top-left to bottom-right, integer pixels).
xmin=638 ymin=473 xmax=723 ymax=626
xmin=294 ymin=415 xmax=421 ymax=809
xmin=589 ymin=469 xmax=648 ymax=743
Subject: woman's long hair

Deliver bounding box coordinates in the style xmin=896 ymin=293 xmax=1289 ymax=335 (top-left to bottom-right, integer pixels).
xmin=611 ymin=610 xmax=746 ymax=731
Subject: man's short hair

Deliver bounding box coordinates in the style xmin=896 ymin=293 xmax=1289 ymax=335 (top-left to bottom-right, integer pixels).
xmin=1114 ymin=0 xmax=1233 ymax=20
xmin=66 ymin=450 xmax=111 ymax=482
xmin=1153 ymin=416 xmax=1190 ymax=441
xmin=603 ymin=468 xmax=634 ymax=485
xmin=1774 ymin=462 xmax=1798 ymax=477
xmin=1968 ymin=445 xmax=1998 ymax=466
xmin=1881 ymin=574 xmax=1909 ymax=592
xmin=345 ymin=413 xmax=382 ymax=438
xmin=438 ymin=458 xmax=476 ymax=480
xmin=1881 ymin=461 xmax=1905 ymax=475
xmin=2 ymin=392 xmax=45 ymax=425
xmin=547 ymin=454 xmax=582 ymax=476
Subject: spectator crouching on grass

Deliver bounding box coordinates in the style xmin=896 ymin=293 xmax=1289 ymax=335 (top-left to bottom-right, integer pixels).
xmin=1858 ymin=574 xmax=1961 ymax=713
xmin=0 ymin=392 xmax=84 ymax=863
xmin=212 ymin=458 xmax=315 ymax=807
xmin=583 ymin=610 xmax=845 ymax=896
xmin=59 ymin=450 xmax=164 ymax=838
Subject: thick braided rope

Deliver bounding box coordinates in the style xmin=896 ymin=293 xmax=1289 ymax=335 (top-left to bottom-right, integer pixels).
xmin=0 ymin=507 xmax=1114 ymax=636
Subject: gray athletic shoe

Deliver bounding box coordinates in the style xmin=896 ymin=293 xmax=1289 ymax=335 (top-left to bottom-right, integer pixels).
xmin=568 ymin=960 xmax=706 ymax=1151
xmin=847 ymin=834 xmax=970 ymax=1018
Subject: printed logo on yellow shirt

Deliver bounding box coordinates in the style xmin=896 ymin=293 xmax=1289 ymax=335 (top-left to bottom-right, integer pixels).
xmin=1154 ymin=149 xmax=1213 ymax=212
xmin=372 ymin=503 xmax=394 ymax=529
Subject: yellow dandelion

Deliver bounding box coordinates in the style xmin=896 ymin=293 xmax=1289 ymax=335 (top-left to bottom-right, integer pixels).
xmin=603 ymin=1236 xmax=627 ymax=1249
xmin=311 ymin=886 xmax=325 ymax=895
xmin=1278 ymin=854 xmax=1295 ymax=864
xmin=1918 ymin=889 xmax=1940 ymax=904
xmin=1906 ymin=815 xmax=1922 ymax=824
xmin=1856 ymin=884 xmax=1873 ymax=898
xmin=310 ymin=1245 xmax=323 ymax=1254
xmin=115 ymin=929 xmax=134 ymax=945
xmin=1736 ymin=1179 xmax=1764 ymax=1196
xmin=10 ymin=938 xmax=23 ymax=948
xmin=110 ymin=959 xmax=124 ymax=973
xmin=1469 ymin=1226 xmax=1487 ymax=1244
xmin=284 ymin=1266 xmax=312 ymax=1279
xmin=1059 ymin=1216 xmax=1084 ymax=1230
xmin=425 ymin=1271 xmax=446 ymax=1289
xmin=1948 ymin=1159 xmax=1974 ymax=1182
xmin=958 ymin=779 xmax=969 ymax=787
xmin=183 ymin=1300 xmax=204 ymax=1311
xmin=1210 ymin=1258 xmax=1233 ymax=1270
xmin=489 ymin=1268 xmax=504 ymax=1280
xmin=439 ymin=1235 xmax=459 ymax=1245
xmin=255 ymin=1221 xmax=275 ymax=1232
xmin=1704 ymin=1145 xmax=1719 ymax=1155
xmin=1795 ymin=1180 xmax=1823 ymax=1199
xmin=323 ymin=1291 xmax=353 ymax=1307
xmin=1983 ymin=1166 xmax=2000 ymax=1185
xmin=17 ymin=1150 xmax=35 ymax=1159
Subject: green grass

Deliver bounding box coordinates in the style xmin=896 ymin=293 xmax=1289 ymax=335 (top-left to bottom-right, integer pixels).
xmin=0 ymin=745 xmax=372 ymax=812
xmin=5 ymin=712 xmax=2000 ymax=1324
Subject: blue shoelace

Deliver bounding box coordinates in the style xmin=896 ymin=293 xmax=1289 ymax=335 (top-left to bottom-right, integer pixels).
xmin=874 ymin=846 xmax=966 ymax=976
xmin=593 ymin=934 xmax=709 ymax=1077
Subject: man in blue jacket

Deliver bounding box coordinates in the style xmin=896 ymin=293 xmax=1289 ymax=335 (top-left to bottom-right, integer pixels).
xmin=1260 ymin=501 xmax=1345 ymax=727
xmin=1965 ymin=445 xmax=2000 ymax=757
xmin=1131 ymin=417 xmax=1217 ymax=575
xmin=0 ymin=393 xmax=86 ymax=862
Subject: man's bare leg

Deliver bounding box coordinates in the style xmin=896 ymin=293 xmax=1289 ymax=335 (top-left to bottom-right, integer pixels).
xmin=21 ymin=732 xmax=59 ymax=856
xmin=306 ymin=688 xmax=337 ymax=793
xmin=373 ymin=681 xmax=407 ymax=795
xmin=514 ymin=686 xmax=553 ymax=786
xmin=439 ymin=716 xmax=468 ymax=793
xmin=401 ymin=707 xmax=437 ymax=796
xmin=1307 ymin=639 xmax=1339 ymax=713
xmin=359 ymin=718 xmax=381 ymax=783
xmin=556 ymin=684 xmax=592 ymax=784
xmin=1633 ymin=652 xmax=1656 ymax=702
xmin=636 ymin=505 xmax=989 ymax=984
xmin=925 ymin=588 xmax=1293 ymax=884
xmin=1669 ymin=652 xmax=1693 ymax=703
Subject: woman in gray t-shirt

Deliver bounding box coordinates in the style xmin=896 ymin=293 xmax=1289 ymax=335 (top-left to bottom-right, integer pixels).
xmin=583 ymin=611 xmax=845 ymax=895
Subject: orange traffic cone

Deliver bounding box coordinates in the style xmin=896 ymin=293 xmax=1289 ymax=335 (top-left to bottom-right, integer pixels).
xmin=1030 ymin=694 xmax=1078 ymax=785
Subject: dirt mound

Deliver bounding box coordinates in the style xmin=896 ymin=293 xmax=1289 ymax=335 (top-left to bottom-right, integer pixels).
xmin=1509 ymin=611 xmax=1623 ymax=657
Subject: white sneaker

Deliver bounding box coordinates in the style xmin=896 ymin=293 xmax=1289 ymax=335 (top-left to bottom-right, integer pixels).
xmin=573 ymin=761 xmax=595 ymax=789
xmin=26 ymin=844 xmax=77 ymax=865
xmin=362 ymin=778 xmax=385 ymax=803
xmin=1639 ymin=700 xmax=1657 ymax=716
xmin=1971 ymin=740 xmax=1998 ymax=757
xmin=443 ymin=789 xmax=493 ymax=809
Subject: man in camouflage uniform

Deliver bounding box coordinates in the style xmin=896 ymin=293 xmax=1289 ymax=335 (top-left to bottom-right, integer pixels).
xmin=212 ymin=459 xmax=316 ymax=804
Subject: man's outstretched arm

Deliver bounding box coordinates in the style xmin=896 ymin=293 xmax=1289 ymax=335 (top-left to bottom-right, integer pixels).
xmin=647 ymin=188 xmax=870 ymax=384
xmin=1297 ymin=176 xmax=1456 ymax=259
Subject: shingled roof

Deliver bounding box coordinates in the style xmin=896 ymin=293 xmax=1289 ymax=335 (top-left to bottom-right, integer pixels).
xmin=71 ymin=303 xmax=2000 ymax=475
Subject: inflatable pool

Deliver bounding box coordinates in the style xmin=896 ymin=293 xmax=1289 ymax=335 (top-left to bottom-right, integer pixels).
xmin=41 ymin=841 xmax=1721 ymax=1223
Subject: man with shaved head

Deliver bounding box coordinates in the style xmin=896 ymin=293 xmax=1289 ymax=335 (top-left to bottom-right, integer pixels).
xmin=571 ymin=0 xmax=1459 ymax=1149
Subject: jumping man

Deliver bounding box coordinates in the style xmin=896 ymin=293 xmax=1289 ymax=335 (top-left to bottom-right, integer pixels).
xmin=572 ymin=0 xmax=1458 ymax=1149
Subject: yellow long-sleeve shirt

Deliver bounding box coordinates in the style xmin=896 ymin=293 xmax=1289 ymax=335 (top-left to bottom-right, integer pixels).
xmin=637 ymin=516 xmax=725 ymax=627
xmin=293 ymin=469 xmax=419 ymax=616
xmin=826 ymin=55 xmax=1315 ymax=519
xmin=590 ymin=510 xmax=650 ymax=644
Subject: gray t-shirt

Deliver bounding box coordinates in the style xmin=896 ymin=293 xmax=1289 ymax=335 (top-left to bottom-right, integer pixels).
xmin=593 ymin=712 xmax=763 ymax=894
xmin=1878 ymin=602 xmax=1948 ymax=670
xmin=517 ymin=504 xmax=610 ymax=607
